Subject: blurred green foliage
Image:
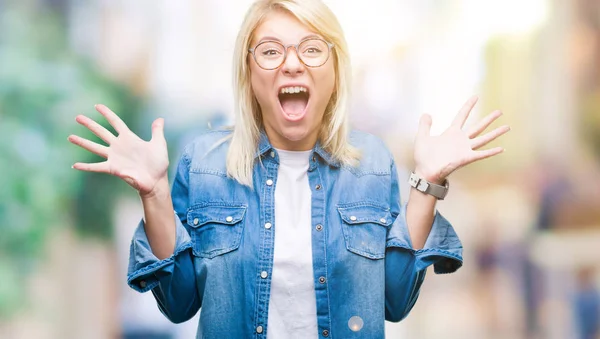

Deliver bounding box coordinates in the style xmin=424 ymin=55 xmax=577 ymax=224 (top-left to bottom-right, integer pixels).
xmin=581 ymin=92 xmax=600 ymax=157
xmin=0 ymin=3 xmax=141 ymax=318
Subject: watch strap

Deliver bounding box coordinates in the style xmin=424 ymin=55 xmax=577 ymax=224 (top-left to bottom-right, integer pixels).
xmin=408 ymin=172 xmax=449 ymax=200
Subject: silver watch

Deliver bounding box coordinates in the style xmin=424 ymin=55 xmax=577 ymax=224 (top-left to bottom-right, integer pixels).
xmin=408 ymin=172 xmax=449 ymax=200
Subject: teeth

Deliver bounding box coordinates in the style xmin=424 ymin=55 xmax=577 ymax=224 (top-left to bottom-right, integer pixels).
xmin=280 ymin=86 xmax=308 ymax=94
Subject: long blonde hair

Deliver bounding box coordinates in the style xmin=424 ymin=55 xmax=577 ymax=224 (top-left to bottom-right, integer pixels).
xmin=227 ymin=0 xmax=359 ymax=187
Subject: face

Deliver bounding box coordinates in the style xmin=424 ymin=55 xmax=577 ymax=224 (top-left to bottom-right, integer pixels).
xmin=249 ymin=11 xmax=336 ymax=151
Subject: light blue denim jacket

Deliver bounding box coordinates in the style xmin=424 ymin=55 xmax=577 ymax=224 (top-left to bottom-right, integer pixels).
xmin=127 ymin=129 xmax=463 ymax=339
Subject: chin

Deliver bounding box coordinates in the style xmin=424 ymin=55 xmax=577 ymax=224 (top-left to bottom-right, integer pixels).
xmin=270 ymin=122 xmax=319 ymax=150
xmin=280 ymin=125 xmax=311 ymax=142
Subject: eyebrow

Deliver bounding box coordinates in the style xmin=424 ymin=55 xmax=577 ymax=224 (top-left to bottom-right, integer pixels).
xmin=256 ymin=34 xmax=322 ymax=44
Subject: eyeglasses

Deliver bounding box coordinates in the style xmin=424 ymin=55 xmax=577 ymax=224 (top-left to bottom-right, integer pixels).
xmin=248 ymin=38 xmax=334 ymax=70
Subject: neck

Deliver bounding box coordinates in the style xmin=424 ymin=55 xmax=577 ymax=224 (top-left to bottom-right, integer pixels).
xmin=263 ymin=128 xmax=318 ymax=151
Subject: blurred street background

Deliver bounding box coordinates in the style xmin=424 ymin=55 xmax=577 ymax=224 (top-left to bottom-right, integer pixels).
xmin=1 ymin=0 xmax=599 ymax=338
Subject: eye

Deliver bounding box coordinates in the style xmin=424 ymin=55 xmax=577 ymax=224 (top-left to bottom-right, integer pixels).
xmin=256 ymin=41 xmax=284 ymax=58
xmin=299 ymin=39 xmax=327 ymax=56
xmin=261 ymin=48 xmax=281 ymax=56
xmin=305 ymin=47 xmax=322 ymax=54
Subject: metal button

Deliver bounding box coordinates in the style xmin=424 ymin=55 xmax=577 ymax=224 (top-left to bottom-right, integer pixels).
xmin=319 ymin=276 xmax=326 ymax=284
xmin=322 ymin=329 xmax=329 ymax=337
xmin=270 ymin=151 xmax=275 ymax=158
xmin=312 ymin=156 xmax=316 ymax=162
xmin=256 ymin=325 xmax=263 ymax=334
xmin=350 ymin=216 xmax=357 ymax=221
xmin=348 ymin=316 xmax=364 ymax=332
xmin=265 ymin=222 xmax=272 ymax=229
xmin=266 ymin=179 xmax=273 ymax=186
xmin=226 ymin=216 xmax=233 ymax=222
xmin=315 ymin=184 xmax=321 ymax=190
xmin=379 ymin=218 xmax=386 ymax=223
xmin=315 ymin=224 xmax=323 ymax=231
xmin=139 ymin=280 xmax=147 ymax=288
xmin=260 ymin=271 xmax=268 ymax=279
xmin=193 ymin=218 xmax=199 ymax=225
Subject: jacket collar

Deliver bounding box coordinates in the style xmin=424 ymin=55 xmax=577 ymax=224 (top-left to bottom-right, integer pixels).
xmin=255 ymin=130 xmax=340 ymax=167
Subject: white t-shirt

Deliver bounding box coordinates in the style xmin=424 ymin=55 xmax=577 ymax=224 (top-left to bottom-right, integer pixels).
xmin=267 ymin=148 xmax=318 ymax=339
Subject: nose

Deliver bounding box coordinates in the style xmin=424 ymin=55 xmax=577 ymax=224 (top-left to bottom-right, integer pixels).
xmin=281 ymin=47 xmax=304 ymax=76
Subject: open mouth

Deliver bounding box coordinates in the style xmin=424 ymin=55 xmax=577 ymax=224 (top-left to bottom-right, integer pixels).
xmin=278 ymin=86 xmax=310 ymax=121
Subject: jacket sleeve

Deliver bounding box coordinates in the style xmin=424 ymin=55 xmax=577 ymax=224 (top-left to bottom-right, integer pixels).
xmin=384 ymin=158 xmax=463 ymax=322
xmin=126 ymin=149 xmax=202 ymax=324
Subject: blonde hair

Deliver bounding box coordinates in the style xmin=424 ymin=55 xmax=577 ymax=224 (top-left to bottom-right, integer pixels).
xmin=226 ymin=0 xmax=360 ymax=187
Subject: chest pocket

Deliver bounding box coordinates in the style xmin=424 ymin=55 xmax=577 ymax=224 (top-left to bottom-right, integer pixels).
xmin=187 ymin=203 xmax=247 ymax=259
xmin=337 ymin=204 xmax=393 ymax=259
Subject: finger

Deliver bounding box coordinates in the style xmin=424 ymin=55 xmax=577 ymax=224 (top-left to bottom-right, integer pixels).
xmin=417 ymin=114 xmax=432 ymax=139
xmin=470 ymin=147 xmax=504 ymax=162
xmin=72 ymin=161 xmax=110 ymax=173
xmin=68 ymin=135 xmax=109 ymax=158
xmin=76 ymin=114 xmax=115 ymax=144
xmin=95 ymin=104 xmax=129 ymax=135
xmin=467 ymin=110 xmax=502 ymax=138
xmin=151 ymin=118 xmax=165 ymax=141
xmin=452 ymin=95 xmax=478 ymax=128
xmin=470 ymin=125 xmax=510 ymax=150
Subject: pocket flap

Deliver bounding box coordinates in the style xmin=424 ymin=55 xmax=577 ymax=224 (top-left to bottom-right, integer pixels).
xmin=337 ymin=204 xmax=393 ymax=227
xmin=187 ymin=204 xmax=247 ymax=228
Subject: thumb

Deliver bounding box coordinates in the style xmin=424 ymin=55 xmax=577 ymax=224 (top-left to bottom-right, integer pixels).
xmin=417 ymin=114 xmax=432 ymax=139
xmin=151 ymin=118 xmax=165 ymax=141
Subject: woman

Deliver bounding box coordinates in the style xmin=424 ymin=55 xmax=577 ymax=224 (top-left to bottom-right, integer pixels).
xmin=69 ymin=0 xmax=509 ymax=337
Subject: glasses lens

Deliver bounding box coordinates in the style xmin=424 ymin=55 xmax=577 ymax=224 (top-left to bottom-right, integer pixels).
xmin=298 ymin=39 xmax=329 ymax=67
xmin=254 ymin=41 xmax=285 ymax=69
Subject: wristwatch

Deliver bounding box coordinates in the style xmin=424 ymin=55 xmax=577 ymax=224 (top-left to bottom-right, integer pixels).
xmin=408 ymin=172 xmax=449 ymax=200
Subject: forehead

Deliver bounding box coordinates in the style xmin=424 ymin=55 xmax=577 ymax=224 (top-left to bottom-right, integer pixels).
xmin=251 ymin=10 xmax=319 ymax=45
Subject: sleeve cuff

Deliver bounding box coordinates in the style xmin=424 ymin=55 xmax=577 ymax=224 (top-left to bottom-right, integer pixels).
xmin=386 ymin=204 xmax=463 ymax=274
xmin=126 ymin=213 xmax=192 ymax=292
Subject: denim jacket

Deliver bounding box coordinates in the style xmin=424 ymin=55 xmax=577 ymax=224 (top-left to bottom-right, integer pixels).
xmin=127 ymin=129 xmax=463 ymax=339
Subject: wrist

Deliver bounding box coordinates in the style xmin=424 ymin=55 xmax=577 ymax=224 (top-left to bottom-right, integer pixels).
xmin=409 ymin=171 xmax=450 ymax=200
xmin=140 ymin=175 xmax=170 ymax=201
xmin=413 ymin=168 xmax=445 ymax=185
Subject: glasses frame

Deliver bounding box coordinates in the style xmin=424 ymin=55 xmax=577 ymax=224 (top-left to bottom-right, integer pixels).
xmin=248 ymin=38 xmax=335 ymax=70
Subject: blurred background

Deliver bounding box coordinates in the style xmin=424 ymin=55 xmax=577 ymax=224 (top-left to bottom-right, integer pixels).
xmin=1 ymin=0 xmax=599 ymax=338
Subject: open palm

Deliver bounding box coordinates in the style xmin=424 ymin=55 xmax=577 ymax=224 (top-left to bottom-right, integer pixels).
xmin=414 ymin=96 xmax=510 ymax=183
xmin=68 ymin=104 xmax=169 ymax=196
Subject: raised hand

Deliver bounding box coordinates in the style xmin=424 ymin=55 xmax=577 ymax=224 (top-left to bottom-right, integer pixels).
xmin=413 ymin=95 xmax=510 ymax=184
xmin=68 ymin=104 xmax=169 ymax=196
